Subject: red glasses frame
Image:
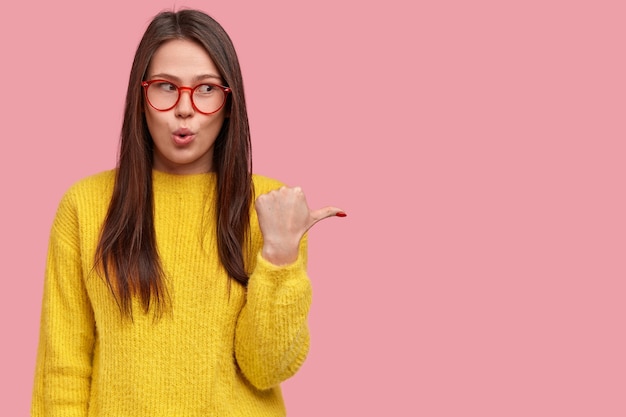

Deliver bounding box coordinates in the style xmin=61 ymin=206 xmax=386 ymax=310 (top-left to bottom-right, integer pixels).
xmin=141 ymin=79 xmax=231 ymax=115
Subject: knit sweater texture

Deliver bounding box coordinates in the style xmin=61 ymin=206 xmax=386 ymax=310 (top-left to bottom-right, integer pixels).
xmin=31 ymin=170 xmax=312 ymax=417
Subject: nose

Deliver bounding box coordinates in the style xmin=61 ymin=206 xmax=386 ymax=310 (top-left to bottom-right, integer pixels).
xmin=175 ymin=87 xmax=195 ymax=117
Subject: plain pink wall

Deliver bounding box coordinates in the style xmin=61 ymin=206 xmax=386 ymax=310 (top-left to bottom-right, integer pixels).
xmin=1 ymin=0 xmax=625 ymax=415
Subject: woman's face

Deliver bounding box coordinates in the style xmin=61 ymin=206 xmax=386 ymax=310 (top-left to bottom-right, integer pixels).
xmin=144 ymin=39 xmax=227 ymax=174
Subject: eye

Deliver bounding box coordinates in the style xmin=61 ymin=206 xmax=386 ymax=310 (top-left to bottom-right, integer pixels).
xmin=155 ymin=82 xmax=177 ymax=92
xmin=195 ymin=84 xmax=216 ymax=94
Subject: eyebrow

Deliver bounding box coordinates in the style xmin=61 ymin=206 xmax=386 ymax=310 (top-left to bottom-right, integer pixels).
xmin=149 ymin=73 xmax=223 ymax=84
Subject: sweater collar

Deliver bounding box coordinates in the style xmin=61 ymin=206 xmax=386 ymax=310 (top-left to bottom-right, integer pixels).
xmin=152 ymin=169 xmax=216 ymax=194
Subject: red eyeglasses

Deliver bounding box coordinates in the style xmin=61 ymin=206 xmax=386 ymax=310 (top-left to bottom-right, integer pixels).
xmin=142 ymin=80 xmax=231 ymax=115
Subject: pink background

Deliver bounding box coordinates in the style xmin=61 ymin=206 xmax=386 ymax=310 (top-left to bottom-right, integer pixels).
xmin=1 ymin=0 xmax=625 ymax=415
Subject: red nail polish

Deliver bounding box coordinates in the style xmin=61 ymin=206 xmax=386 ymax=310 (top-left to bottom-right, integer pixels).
xmin=336 ymin=211 xmax=347 ymax=217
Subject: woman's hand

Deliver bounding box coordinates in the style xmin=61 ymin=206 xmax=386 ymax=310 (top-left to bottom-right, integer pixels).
xmin=255 ymin=186 xmax=345 ymax=265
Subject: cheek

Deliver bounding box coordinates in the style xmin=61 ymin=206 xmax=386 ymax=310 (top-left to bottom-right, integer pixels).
xmin=144 ymin=109 xmax=167 ymax=134
xmin=203 ymin=113 xmax=227 ymax=132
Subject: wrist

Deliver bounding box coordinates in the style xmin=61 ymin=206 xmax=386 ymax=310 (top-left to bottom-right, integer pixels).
xmin=261 ymin=242 xmax=299 ymax=266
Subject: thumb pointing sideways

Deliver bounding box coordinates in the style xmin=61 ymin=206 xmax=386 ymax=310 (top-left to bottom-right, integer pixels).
xmin=306 ymin=206 xmax=347 ymax=232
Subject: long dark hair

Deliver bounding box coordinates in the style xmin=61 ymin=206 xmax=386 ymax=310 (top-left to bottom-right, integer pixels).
xmin=95 ymin=9 xmax=253 ymax=317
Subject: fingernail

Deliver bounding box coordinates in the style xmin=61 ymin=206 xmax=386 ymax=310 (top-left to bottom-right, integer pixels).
xmin=336 ymin=211 xmax=347 ymax=217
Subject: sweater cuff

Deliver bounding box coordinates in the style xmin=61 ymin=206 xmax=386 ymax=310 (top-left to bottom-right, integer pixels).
xmin=253 ymin=251 xmax=307 ymax=284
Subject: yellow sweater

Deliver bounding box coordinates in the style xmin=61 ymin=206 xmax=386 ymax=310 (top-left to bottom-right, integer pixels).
xmin=31 ymin=170 xmax=311 ymax=417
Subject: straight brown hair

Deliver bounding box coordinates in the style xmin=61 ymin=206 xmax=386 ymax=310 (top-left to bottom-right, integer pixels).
xmin=95 ymin=9 xmax=253 ymax=317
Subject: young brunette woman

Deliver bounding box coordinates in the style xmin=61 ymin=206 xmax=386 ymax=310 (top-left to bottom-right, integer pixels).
xmin=31 ymin=9 xmax=344 ymax=417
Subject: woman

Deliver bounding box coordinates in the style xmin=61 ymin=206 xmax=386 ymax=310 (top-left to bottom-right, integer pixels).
xmin=31 ymin=9 xmax=344 ymax=417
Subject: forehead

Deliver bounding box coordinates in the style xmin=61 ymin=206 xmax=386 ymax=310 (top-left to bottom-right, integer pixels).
xmin=147 ymin=39 xmax=220 ymax=80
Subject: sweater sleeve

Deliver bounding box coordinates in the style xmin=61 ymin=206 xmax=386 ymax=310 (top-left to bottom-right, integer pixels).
xmin=31 ymin=191 xmax=95 ymax=417
xmin=234 ymin=236 xmax=312 ymax=390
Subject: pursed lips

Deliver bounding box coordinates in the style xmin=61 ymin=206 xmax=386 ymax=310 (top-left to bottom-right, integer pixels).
xmin=173 ymin=127 xmax=193 ymax=137
xmin=172 ymin=128 xmax=195 ymax=145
